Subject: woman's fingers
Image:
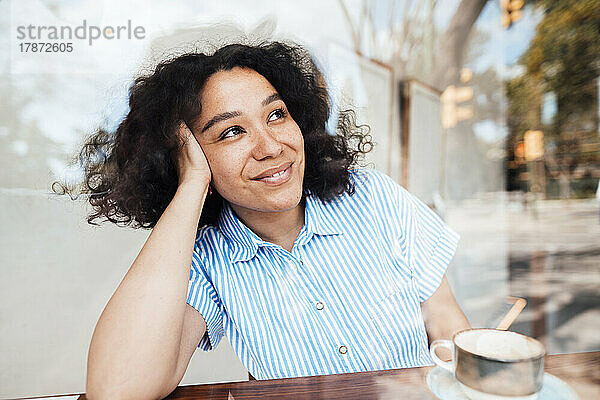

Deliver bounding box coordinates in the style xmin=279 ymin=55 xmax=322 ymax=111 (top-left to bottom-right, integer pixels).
xmin=175 ymin=122 xmax=211 ymax=187
xmin=177 ymin=122 xmax=200 ymax=149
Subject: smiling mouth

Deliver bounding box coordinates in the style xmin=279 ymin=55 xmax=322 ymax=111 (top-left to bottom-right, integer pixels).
xmin=251 ymin=162 xmax=293 ymax=185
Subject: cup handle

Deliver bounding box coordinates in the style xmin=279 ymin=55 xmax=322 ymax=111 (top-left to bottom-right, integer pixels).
xmin=430 ymin=340 xmax=454 ymax=373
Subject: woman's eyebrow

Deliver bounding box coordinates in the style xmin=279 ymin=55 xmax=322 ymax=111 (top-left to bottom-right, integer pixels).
xmin=200 ymin=93 xmax=282 ymax=133
xmin=262 ymin=93 xmax=281 ymax=106
xmin=201 ymin=111 xmax=242 ymax=133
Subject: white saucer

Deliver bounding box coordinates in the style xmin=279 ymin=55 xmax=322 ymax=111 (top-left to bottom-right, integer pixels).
xmin=426 ymin=367 xmax=579 ymax=400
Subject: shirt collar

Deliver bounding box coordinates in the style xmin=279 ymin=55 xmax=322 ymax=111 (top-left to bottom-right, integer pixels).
xmin=217 ymin=192 xmax=344 ymax=263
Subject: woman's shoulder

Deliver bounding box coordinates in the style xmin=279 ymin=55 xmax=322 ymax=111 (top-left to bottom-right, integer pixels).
xmin=192 ymin=225 xmax=230 ymax=263
xmin=317 ymin=168 xmax=403 ymax=217
xmin=350 ymin=167 xmax=398 ymax=184
xmin=348 ymin=168 xmax=404 ymax=199
xmin=345 ymin=168 xmax=420 ymax=219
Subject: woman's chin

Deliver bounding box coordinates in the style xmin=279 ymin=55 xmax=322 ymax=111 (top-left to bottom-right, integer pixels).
xmin=266 ymin=197 xmax=303 ymax=213
xmin=226 ymin=184 xmax=304 ymax=215
xmin=257 ymin=190 xmax=303 ymax=213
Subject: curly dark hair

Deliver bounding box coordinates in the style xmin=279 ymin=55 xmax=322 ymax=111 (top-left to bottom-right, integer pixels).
xmin=54 ymin=41 xmax=373 ymax=229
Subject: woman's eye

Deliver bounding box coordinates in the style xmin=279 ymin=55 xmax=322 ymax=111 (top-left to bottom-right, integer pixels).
xmin=220 ymin=126 xmax=244 ymax=139
xmin=268 ymin=108 xmax=287 ymax=122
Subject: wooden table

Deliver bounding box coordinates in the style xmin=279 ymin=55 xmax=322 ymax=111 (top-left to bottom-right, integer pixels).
xmin=161 ymin=352 xmax=599 ymax=399
xmin=31 ymin=352 xmax=600 ymax=400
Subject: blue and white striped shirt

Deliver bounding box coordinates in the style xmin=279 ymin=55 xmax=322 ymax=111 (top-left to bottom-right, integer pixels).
xmin=186 ymin=168 xmax=459 ymax=379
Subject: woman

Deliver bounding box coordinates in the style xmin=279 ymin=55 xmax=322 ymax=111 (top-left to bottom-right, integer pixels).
xmin=69 ymin=41 xmax=469 ymax=399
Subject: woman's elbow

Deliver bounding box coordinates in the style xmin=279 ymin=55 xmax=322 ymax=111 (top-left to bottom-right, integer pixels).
xmin=85 ymin=368 xmax=178 ymax=400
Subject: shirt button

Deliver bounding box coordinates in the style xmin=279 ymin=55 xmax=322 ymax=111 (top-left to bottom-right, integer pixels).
xmin=339 ymin=345 xmax=348 ymax=354
xmin=315 ymin=301 xmax=324 ymax=310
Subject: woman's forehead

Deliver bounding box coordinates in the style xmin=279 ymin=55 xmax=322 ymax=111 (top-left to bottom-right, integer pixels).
xmin=194 ymin=67 xmax=283 ymax=134
xmin=201 ymin=68 xmax=277 ymax=102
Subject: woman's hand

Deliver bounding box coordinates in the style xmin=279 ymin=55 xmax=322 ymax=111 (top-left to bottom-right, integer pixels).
xmin=173 ymin=122 xmax=211 ymax=189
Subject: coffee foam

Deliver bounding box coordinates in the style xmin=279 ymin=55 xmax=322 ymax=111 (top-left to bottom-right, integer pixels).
xmin=454 ymin=330 xmax=544 ymax=360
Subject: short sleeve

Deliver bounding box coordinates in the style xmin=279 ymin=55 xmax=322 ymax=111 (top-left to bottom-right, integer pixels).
xmin=363 ymin=169 xmax=460 ymax=302
xmin=403 ymin=188 xmax=460 ymax=302
xmin=186 ymin=243 xmax=224 ymax=351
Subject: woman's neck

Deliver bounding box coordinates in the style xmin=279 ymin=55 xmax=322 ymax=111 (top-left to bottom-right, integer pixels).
xmin=230 ymin=199 xmax=305 ymax=253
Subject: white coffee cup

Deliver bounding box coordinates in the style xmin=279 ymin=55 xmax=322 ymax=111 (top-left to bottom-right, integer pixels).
xmin=430 ymin=328 xmax=546 ymax=400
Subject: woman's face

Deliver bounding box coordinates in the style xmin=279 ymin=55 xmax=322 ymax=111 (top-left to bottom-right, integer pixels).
xmin=194 ymin=67 xmax=305 ymax=217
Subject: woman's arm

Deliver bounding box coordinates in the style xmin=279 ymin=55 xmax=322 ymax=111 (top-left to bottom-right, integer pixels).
xmin=421 ymin=274 xmax=470 ymax=344
xmin=86 ymin=124 xmax=211 ymax=400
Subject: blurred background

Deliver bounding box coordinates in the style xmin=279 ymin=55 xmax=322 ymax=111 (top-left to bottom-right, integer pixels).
xmin=1 ymin=0 xmax=599 ymax=398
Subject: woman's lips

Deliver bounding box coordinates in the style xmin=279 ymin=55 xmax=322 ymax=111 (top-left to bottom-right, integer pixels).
xmin=254 ymin=163 xmax=293 ymax=186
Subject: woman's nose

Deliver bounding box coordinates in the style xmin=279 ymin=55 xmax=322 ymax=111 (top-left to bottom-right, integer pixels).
xmin=250 ymin=128 xmax=284 ymax=160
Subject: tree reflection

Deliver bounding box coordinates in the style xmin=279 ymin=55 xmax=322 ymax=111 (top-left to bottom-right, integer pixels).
xmin=506 ymin=0 xmax=600 ymax=198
